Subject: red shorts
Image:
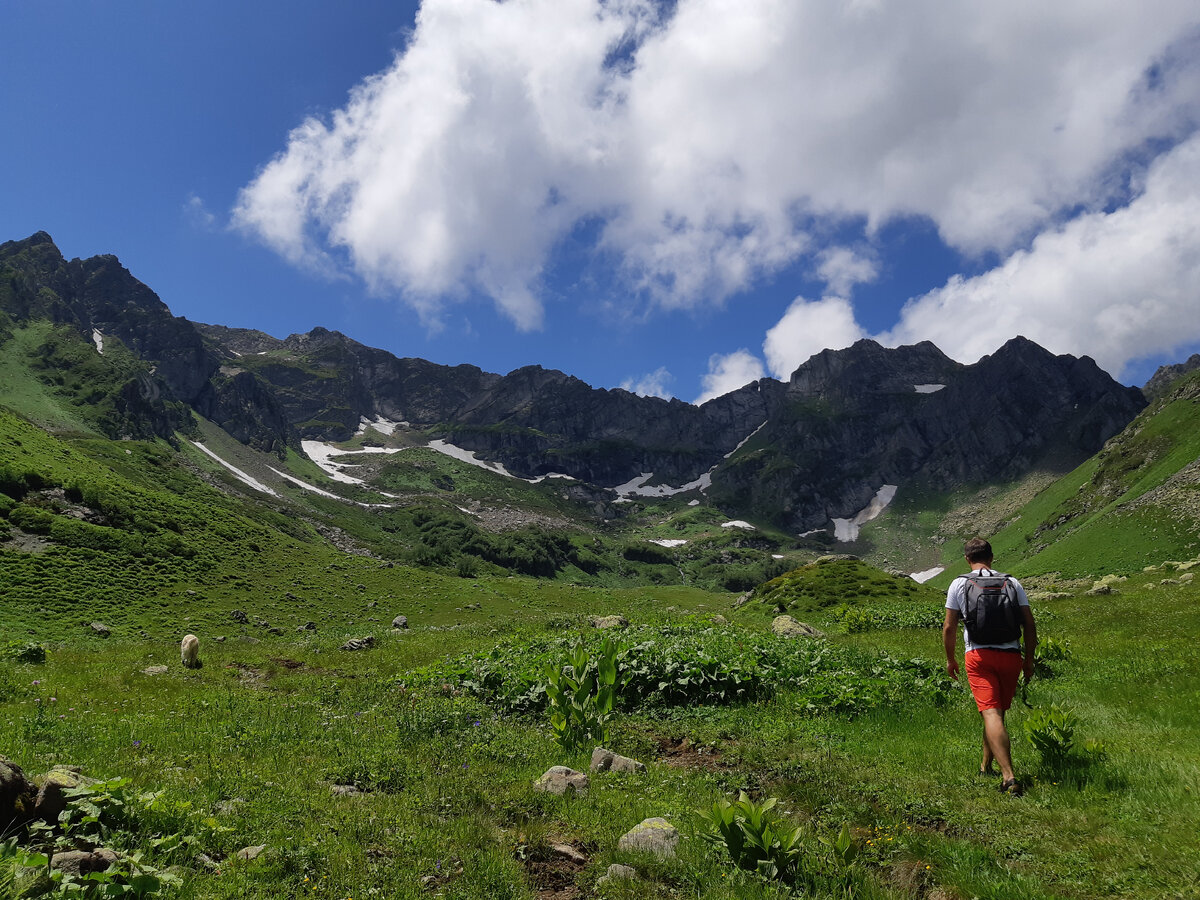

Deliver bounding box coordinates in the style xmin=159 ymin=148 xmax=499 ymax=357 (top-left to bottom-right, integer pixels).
xmin=965 ymin=649 xmax=1023 ymax=712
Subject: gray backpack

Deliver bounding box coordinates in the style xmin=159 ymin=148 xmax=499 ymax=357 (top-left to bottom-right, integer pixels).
xmin=960 ymin=571 xmax=1022 ymax=644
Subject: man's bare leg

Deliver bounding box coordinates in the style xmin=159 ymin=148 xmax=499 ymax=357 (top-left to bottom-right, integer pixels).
xmin=981 ymin=732 xmax=995 ymax=773
xmin=980 ymin=708 xmax=1014 ymax=782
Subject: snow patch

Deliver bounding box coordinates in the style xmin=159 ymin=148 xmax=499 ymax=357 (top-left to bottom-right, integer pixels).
xmin=688 ymin=499 xmax=700 ymax=506
xmin=721 ymin=520 xmax=755 ymax=530
xmin=301 ymin=440 xmax=405 ymax=486
xmin=911 ymin=566 xmax=945 ymax=583
xmin=91 ymin=329 xmax=103 ymax=354
xmin=355 ymin=415 xmax=406 ymax=436
xmin=772 ymin=554 xmax=785 ymax=559
xmin=832 ymin=485 xmax=898 ymax=542
xmin=268 ymin=466 xmax=397 ymax=507
xmin=649 ymin=538 xmax=688 ymax=548
xmin=724 ymin=421 xmax=767 ymax=458
xmin=611 ymin=471 xmax=712 ymax=498
xmin=798 ymin=528 xmax=826 ymax=538
xmin=191 ymin=442 xmax=278 ymax=497
xmin=914 ymin=384 xmax=946 ymax=394
xmin=427 ymin=439 xmax=517 ymax=478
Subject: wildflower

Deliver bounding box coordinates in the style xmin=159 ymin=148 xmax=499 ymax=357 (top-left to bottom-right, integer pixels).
xmin=133 ymin=740 xmax=142 ymax=748
xmin=31 ymin=680 xmax=40 ymax=685
xmin=49 ymin=697 xmax=56 ymax=703
xmin=473 ymin=720 xmax=481 ymax=727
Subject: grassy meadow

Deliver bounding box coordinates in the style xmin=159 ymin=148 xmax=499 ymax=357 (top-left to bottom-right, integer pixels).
xmin=3 ymin=553 xmax=1199 ymax=899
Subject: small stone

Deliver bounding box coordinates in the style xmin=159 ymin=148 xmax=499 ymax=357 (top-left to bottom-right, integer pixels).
xmin=596 ymin=863 xmax=639 ymax=887
xmin=590 ymin=747 xmax=645 ymax=774
xmin=1181 ymin=572 xmax=1194 ymax=583
xmin=391 ymin=615 xmax=409 ymax=630
xmin=331 ymin=784 xmax=363 ymax=797
xmin=772 ymin=615 xmax=824 ymax=638
xmin=141 ymin=665 xmax=169 ymax=676
xmin=533 ymin=766 xmax=588 ymax=797
xmin=230 ymin=609 xmax=248 ymax=624
xmin=340 ymin=636 xmax=376 ymax=651
xmin=549 ymin=842 xmax=587 ymax=864
xmin=589 ymin=614 xmax=629 ymax=629
xmin=196 ymin=853 xmax=221 ymax=872
xmin=215 ymin=636 xmax=226 ymax=643
xmin=617 ymin=817 xmax=679 ymax=858
xmin=235 ymin=844 xmax=267 ymax=861
xmin=214 ymin=798 xmax=247 ymax=816
xmin=1086 ymin=582 xmax=1112 ymax=595
xmin=709 ymin=614 xmax=728 ymax=626
xmin=1161 ymin=578 xmax=1181 ymax=586
xmin=89 ymin=622 xmax=111 ymax=637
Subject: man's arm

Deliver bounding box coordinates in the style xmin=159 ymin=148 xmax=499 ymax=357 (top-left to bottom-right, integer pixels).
xmin=1021 ymin=606 xmax=1037 ymax=682
xmin=942 ymin=607 xmax=960 ymax=680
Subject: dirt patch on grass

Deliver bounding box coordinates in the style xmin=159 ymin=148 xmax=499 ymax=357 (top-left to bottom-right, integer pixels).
xmin=270 ymin=657 xmax=304 ymax=669
xmin=227 ymin=662 xmax=267 ymax=687
xmin=657 ymin=736 xmax=727 ymax=770
xmin=520 ymin=842 xmax=588 ymax=899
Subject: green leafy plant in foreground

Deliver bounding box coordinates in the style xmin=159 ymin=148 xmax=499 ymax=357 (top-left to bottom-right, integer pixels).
xmin=542 ymin=636 xmax=621 ymax=751
xmin=696 ymin=792 xmax=808 ymax=883
xmin=1024 ymin=702 xmax=1106 ymax=777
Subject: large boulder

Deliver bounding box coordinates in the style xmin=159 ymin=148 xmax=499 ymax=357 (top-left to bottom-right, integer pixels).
xmin=771 ymin=615 xmax=824 ymax=638
xmin=1 ymin=756 xmax=36 ymax=832
xmin=533 ymin=766 xmax=589 ymax=797
xmin=391 ymin=615 xmax=409 ymax=630
xmin=33 ymin=767 xmax=90 ymax=824
xmin=590 ymin=747 xmax=645 ymax=774
xmin=617 ymin=817 xmax=679 ymax=858
xmin=51 ymin=848 xmax=121 ymax=877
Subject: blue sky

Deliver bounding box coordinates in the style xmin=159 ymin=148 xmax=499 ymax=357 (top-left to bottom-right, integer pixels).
xmin=4 ymin=1 xmax=1200 ymax=401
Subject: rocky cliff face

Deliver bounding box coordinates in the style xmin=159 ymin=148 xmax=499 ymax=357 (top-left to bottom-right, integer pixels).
xmin=1144 ymin=353 xmax=1200 ymax=399
xmin=708 ymin=338 xmax=1147 ymax=530
xmin=1 ymin=232 xmax=1149 ymax=532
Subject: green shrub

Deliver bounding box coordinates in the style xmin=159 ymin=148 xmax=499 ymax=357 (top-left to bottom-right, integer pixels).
xmin=2 ymin=641 xmax=46 ymax=664
xmin=697 ymin=792 xmax=807 ymax=883
xmin=543 ymin=637 xmax=622 ymax=750
xmin=1024 ymin=703 xmax=1077 ymax=769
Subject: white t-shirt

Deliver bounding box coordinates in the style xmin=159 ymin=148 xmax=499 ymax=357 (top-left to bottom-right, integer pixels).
xmin=945 ymin=567 xmax=1030 ymax=652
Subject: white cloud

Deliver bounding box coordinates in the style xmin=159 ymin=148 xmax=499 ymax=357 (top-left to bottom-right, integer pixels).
xmin=816 ymin=247 xmax=877 ymax=297
xmin=763 ymin=296 xmax=866 ymax=380
xmin=695 ymin=349 xmax=766 ymax=404
xmin=236 ymin=0 xmax=1200 ymax=331
xmin=879 ymin=131 xmax=1200 ymax=380
xmin=620 ymin=366 xmax=674 ymax=399
xmin=183 ymin=193 xmax=216 ymax=230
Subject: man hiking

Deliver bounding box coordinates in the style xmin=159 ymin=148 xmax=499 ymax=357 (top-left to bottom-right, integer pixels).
xmin=943 ymin=537 xmax=1037 ymax=795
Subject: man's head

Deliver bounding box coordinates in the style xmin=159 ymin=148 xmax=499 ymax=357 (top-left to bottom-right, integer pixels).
xmin=964 ymin=537 xmax=994 ymax=565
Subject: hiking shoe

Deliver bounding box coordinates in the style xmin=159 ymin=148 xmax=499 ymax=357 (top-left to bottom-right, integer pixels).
xmin=999 ymin=778 xmax=1023 ymax=796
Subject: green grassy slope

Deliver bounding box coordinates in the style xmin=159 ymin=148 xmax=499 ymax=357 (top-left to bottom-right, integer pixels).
xmin=941 ymin=371 xmax=1200 ymax=580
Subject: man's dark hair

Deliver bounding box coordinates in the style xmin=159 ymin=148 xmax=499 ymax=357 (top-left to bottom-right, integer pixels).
xmin=964 ymin=537 xmax=994 ymax=564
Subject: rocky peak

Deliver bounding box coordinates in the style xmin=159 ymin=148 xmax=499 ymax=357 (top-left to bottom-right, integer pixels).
xmin=1145 ymin=353 xmax=1200 ymax=399
xmin=787 ymin=338 xmax=962 ymax=402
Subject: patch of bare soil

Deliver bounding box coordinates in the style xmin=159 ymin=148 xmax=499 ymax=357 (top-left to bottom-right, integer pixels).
xmin=270 ymin=657 xmax=304 ymax=670
xmin=226 ymin=662 xmax=267 ymax=687
xmin=520 ymin=842 xmax=588 ymax=899
xmin=657 ymin=736 xmax=727 ymax=770
xmin=470 ymin=504 xmax=576 ymax=534
xmin=3 ymin=529 xmax=52 ymax=554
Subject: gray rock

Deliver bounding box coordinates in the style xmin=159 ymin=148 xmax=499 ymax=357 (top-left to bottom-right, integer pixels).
xmin=214 ymin=798 xmax=247 ymax=816
xmin=771 ymin=615 xmax=824 ymax=638
xmin=142 ymin=665 xmax=169 ymax=676
xmin=89 ymin=622 xmax=111 ymax=637
xmin=331 ymin=784 xmax=363 ymax=797
xmin=52 ymin=848 xmax=120 ymax=877
xmin=550 ymin=842 xmax=587 ymax=864
xmin=196 ymin=853 xmax=221 ymax=873
xmin=391 ymin=615 xmax=409 ymax=630
xmin=709 ymin=614 xmax=729 ymax=626
xmin=617 ymin=817 xmax=679 ymax=857
xmin=1161 ymin=578 xmax=1181 ymax=586
xmin=33 ymin=767 xmax=86 ymax=823
xmin=596 ymin=863 xmax=639 ymax=887
xmin=1086 ymin=582 xmax=1113 ymax=595
xmin=235 ymin=844 xmax=267 ymax=862
xmin=340 ymin=636 xmax=375 ymax=651
xmin=533 ymin=766 xmax=588 ymax=797
xmin=230 ymin=609 xmax=248 ymax=624
xmin=590 ymin=747 xmax=646 ymax=774
xmin=589 ymin=614 xmax=629 ymax=629
xmin=0 ymin=756 xmax=36 ymax=831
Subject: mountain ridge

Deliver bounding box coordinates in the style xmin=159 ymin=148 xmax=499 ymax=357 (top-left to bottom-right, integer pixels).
xmin=1 ymin=231 xmax=1147 ymax=533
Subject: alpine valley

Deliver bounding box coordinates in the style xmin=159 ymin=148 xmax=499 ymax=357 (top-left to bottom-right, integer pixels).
xmin=2 ymin=232 xmax=1199 ymax=900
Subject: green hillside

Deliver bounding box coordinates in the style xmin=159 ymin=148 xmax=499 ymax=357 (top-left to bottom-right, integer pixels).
xmin=962 ymin=370 xmax=1200 ymax=579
